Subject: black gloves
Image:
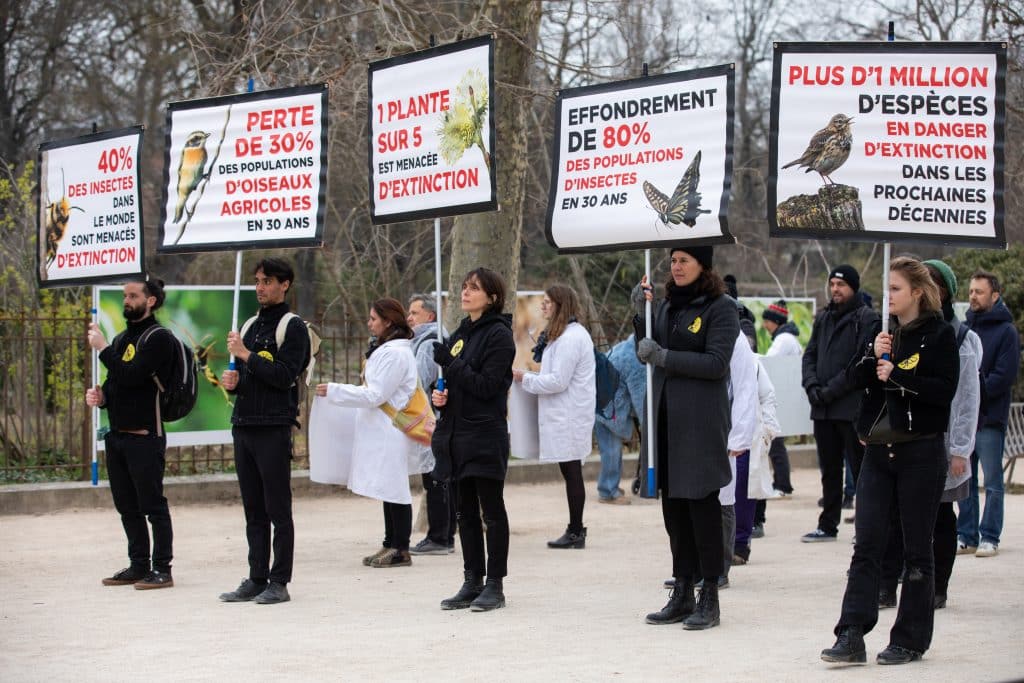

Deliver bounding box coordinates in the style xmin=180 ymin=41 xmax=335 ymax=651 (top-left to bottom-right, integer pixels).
xmin=432 ymin=341 xmax=454 ymax=367
xmin=807 ymin=386 xmax=825 ymax=406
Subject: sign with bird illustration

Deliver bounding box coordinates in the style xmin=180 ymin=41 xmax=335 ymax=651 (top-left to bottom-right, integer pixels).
xmin=545 ymin=64 xmax=735 ymax=254
xmin=770 ymin=42 xmax=1006 ymax=248
xmin=157 ymin=84 xmax=328 ymax=253
xmin=368 ymin=35 xmax=496 ymax=224
xmin=37 ymin=127 xmax=145 ymax=288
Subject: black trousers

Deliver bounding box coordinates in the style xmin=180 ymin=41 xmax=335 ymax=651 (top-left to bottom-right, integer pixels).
xmin=661 ymin=491 xmax=724 ymax=582
xmin=837 ymin=436 xmax=945 ymax=654
xmin=769 ymin=436 xmax=792 ymax=492
xmin=105 ymin=432 xmax=172 ymax=573
xmin=382 ymin=501 xmax=412 ymax=551
xmin=883 ymin=501 xmax=959 ymax=599
xmin=421 ymin=473 xmax=457 ymax=546
xmin=558 ymin=460 xmax=586 ymax=533
xmin=457 ymin=476 xmax=509 ymax=579
xmin=814 ymin=419 xmax=864 ymax=535
xmin=233 ymin=426 xmax=294 ymax=584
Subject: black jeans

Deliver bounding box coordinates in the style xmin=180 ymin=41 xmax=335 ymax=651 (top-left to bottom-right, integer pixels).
xmin=661 ymin=490 xmax=724 ymax=582
xmin=769 ymin=436 xmax=792 ymax=492
xmin=421 ymin=473 xmax=457 ymax=546
xmin=105 ymin=432 xmax=172 ymax=573
xmin=457 ymin=476 xmax=509 ymax=579
xmin=837 ymin=436 xmax=946 ymax=654
xmin=233 ymin=426 xmax=294 ymax=584
xmin=882 ymin=501 xmax=959 ymax=599
xmin=814 ymin=419 xmax=863 ymax=535
xmin=382 ymin=502 xmax=412 ymax=551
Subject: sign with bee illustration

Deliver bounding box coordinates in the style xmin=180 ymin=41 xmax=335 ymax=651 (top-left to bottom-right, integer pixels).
xmin=368 ymin=34 xmax=496 ymax=224
xmin=545 ymin=64 xmax=735 ymax=254
xmin=769 ymin=42 xmax=1005 ymax=248
xmin=37 ymin=126 xmax=145 ymax=287
xmin=157 ymin=84 xmax=328 ymax=254
xmin=94 ymin=285 xmax=259 ymax=448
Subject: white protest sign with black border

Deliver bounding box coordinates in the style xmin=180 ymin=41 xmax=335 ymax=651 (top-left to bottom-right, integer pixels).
xmin=37 ymin=127 xmax=145 ymax=288
xmin=769 ymin=41 xmax=1006 ymax=248
xmin=545 ymin=64 xmax=735 ymax=253
xmin=368 ymin=35 xmax=496 ymax=224
xmin=158 ymin=84 xmax=328 ymax=253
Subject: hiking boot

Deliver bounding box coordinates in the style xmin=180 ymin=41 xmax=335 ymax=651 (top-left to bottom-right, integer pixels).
xmin=441 ymin=571 xmax=484 ymax=610
xmin=801 ymin=529 xmax=837 ymax=543
xmin=219 ymin=578 xmax=267 ymax=602
xmin=683 ymin=581 xmax=720 ymax=630
xmin=363 ymin=546 xmax=389 ymax=566
xmin=134 ymin=570 xmax=173 ymax=590
xmin=821 ymin=625 xmax=866 ymax=664
xmin=878 ymin=589 xmax=897 ymax=609
xmin=547 ymin=526 xmax=586 ymax=549
xmin=370 ymin=548 xmax=412 ymax=568
xmin=646 ymin=579 xmax=695 ymax=625
xmin=410 ymin=538 xmax=450 ymax=556
xmin=101 ymin=566 xmax=148 ymax=586
xmin=876 ymin=644 xmax=921 ymax=665
xmin=470 ymin=578 xmax=505 ymax=612
xmin=253 ymin=581 xmax=290 ymax=605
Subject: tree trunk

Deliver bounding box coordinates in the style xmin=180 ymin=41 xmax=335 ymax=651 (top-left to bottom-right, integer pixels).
xmin=443 ymin=1 xmax=541 ymax=331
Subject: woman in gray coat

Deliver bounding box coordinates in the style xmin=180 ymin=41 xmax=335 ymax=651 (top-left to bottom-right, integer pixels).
xmin=634 ymin=245 xmax=738 ymax=631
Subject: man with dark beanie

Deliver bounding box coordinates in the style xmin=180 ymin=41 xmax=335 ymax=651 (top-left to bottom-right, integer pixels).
xmin=800 ymin=264 xmax=878 ymax=542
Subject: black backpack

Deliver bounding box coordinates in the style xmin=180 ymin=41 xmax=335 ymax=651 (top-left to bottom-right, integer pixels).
xmin=594 ymin=346 xmax=621 ymax=418
xmin=138 ymin=325 xmax=199 ymax=422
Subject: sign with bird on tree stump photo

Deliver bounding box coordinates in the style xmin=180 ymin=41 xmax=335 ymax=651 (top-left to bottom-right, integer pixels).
xmin=37 ymin=127 xmax=145 ymax=288
xmin=545 ymin=64 xmax=735 ymax=254
xmin=769 ymin=41 xmax=1006 ymax=248
xmin=157 ymin=84 xmax=328 ymax=254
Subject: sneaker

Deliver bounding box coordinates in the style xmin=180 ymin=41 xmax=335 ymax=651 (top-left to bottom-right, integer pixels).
xmin=844 ymin=514 xmax=856 ymax=524
xmin=370 ymin=548 xmax=412 ymax=568
xmin=101 ymin=566 xmax=148 ymax=586
xmin=975 ymin=541 xmax=999 ymax=557
xmin=362 ymin=546 xmax=389 ymax=566
xmin=219 ymin=578 xmax=267 ymax=602
xmin=842 ymin=495 xmax=855 ymax=510
xmin=447 ymin=544 xmax=455 ymax=554
xmin=598 ymin=495 xmax=631 ymax=505
xmin=802 ymin=529 xmax=837 ymax=543
xmin=696 ymin=576 xmax=730 ymax=590
xmin=876 ymin=644 xmax=921 ymax=665
xmin=956 ymin=541 xmax=977 ymax=555
xmin=934 ymin=594 xmax=947 ymax=610
xmin=410 ymin=538 xmax=450 ymax=556
xmin=253 ymin=581 xmax=290 ymax=604
xmin=134 ymin=570 xmax=173 ymax=590
xmin=751 ymin=523 xmax=765 ymax=539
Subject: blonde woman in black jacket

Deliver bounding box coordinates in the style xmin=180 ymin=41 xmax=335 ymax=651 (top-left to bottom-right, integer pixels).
xmin=822 ymin=257 xmax=959 ymax=666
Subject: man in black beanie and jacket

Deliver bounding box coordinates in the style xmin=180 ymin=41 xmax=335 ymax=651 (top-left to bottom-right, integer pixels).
xmin=801 ymin=265 xmax=879 ymax=542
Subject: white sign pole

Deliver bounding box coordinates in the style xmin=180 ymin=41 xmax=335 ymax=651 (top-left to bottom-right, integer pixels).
xmin=434 ymin=217 xmax=445 ymax=389
xmin=644 ymin=248 xmax=655 ymax=496
xmin=91 ymin=286 xmax=100 ymax=485
xmin=228 ymin=250 xmax=243 ymax=370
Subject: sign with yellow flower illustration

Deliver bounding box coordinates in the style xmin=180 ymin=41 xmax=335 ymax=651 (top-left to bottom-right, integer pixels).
xmin=368 ymin=35 xmax=496 ymax=223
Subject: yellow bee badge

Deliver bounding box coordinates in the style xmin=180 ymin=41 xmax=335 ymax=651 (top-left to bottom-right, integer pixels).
xmin=897 ymin=353 xmax=920 ymax=370
xmin=258 ymin=350 xmax=274 ymax=361
xmin=688 ymin=317 xmax=702 ymax=334
xmin=122 ymin=344 xmax=136 ymax=362
xmin=451 ymin=340 xmax=464 ymax=357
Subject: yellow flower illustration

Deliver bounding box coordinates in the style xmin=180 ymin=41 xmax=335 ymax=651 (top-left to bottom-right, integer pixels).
xmin=437 ymin=69 xmax=491 ymax=172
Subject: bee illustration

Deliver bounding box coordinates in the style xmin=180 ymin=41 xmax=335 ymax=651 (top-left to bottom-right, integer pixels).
xmin=642 ymin=150 xmax=711 ymax=228
xmin=44 ymin=168 xmax=84 ymax=268
xmin=174 ymin=327 xmax=232 ymax=406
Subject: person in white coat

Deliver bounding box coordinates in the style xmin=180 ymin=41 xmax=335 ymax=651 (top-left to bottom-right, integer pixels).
xmin=514 ymin=284 xmax=596 ymax=549
xmin=315 ymin=298 xmax=429 ymax=569
xmin=721 ymin=331 xmax=759 ymax=578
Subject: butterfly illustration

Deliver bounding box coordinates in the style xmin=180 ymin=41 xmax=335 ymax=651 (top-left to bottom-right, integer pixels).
xmin=642 ymin=150 xmax=711 ymax=227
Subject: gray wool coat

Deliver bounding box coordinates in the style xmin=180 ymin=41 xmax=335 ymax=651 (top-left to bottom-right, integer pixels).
xmin=634 ymin=292 xmax=739 ymax=499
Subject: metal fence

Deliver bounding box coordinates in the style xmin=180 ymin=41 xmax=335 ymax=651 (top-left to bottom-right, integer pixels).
xmin=0 ymin=313 xmax=369 ymax=483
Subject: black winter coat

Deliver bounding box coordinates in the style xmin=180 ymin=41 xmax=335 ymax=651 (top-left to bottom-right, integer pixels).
xmin=431 ymin=311 xmax=515 ymax=482
xmin=802 ymin=297 xmax=879 ymax=421
xmin=634 ymin=292 xmax=738 ymax=499
xmin=853 ymin=313 xmax=959 ymax=441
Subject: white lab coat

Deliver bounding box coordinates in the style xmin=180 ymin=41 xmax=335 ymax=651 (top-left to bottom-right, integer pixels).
xmin=323 ymin=339 xmax=431 ymax=504
xmin=748 ymin=359 xmax=782 ymax=500
xmin=946 ymin=325 xmax=982 ymax=491
xmin=721 ymin=333 xmax=759 ymax=505
xmin=520 ymin=322 xmax=596 ymax=462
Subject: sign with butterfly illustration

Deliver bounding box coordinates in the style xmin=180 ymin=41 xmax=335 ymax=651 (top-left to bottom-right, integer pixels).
xmin=368 ymin=35 xmax=497 ymax=224
xmin=37 ymin=127 xmax=145 ymax=288
xmin=545 ymin=64 xmax=735 ymax=253
xmin=769 ymin=42 xmax=1006 ymax=248
xmin=157 ymin=84 xmax=328 ymax=254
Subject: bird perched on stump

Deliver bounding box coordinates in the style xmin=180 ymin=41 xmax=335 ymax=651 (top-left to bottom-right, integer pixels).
xmin=782 ymin=114 xmax=853 ymax=185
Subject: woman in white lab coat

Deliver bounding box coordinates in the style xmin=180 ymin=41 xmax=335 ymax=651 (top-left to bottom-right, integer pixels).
xmin=514 ymin=284 xmax=596 ymax=549
xmin=316 ymin=298 xmax=428 ymax=569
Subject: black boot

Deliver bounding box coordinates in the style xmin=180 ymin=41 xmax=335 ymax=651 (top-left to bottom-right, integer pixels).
xmin=645 ymin=578 xmax=695 ymax=624
xmin=876 ymin=644 xmax=922 ymax=665
xmin=547 ymin=526 xmax=586 ymax=549
xmin=683 ymin=581 xmax=720 ymax=630
xmin=470 ymin=578 xmax=505 ymax=612
xmin=440 ymin=571 xmax=484 ymax=610
xmin=821 ymin=625 xmax=867 ymax=664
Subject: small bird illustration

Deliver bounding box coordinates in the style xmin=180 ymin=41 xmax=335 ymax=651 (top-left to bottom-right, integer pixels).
xmin=173 ymin=131 xmax=210 ymax=223
xmin=642 ymin=150 xmax=711 ymax=228
xmin=782 ymin=114 xmax=854 ymax=185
